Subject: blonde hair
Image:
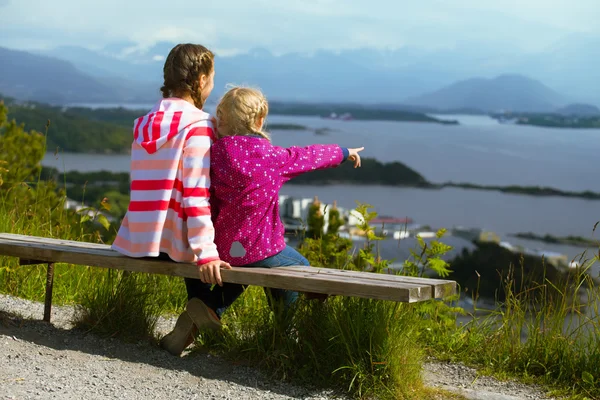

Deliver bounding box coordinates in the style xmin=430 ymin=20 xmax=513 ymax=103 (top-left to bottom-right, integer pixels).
xmin=216 ymin=86 xmax=270 ymax=140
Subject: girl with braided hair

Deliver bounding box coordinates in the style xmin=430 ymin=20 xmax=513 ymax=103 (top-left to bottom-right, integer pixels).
xmin=112 ymin=43 xmax=231 ymax=356
xmin=183 ymin=86 xmax=364 ymax=331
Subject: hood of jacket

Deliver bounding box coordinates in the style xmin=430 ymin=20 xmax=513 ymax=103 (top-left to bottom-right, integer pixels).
xmin=133 ymin=98 xmax=212 ymax=154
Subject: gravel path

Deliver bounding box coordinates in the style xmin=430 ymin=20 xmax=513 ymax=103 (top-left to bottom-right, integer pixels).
xmin=423 ymin=361 xmax=555 ymax=400
xmin=0 ymin=294 xmax=555 ymax=400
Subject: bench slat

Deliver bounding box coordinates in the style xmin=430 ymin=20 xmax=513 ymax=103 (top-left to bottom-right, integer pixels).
xmin=0 ymin=234 xmax=454 ymax=296
xmin=223 ymin=267 xmax=429 ymax=302
xmin=0 ymin=233 xmax=455 ymax=302
xmin=282 ymin=266 xmax=456 ymax=299
xmin=0 ymin=233 xmax=114 ymax=250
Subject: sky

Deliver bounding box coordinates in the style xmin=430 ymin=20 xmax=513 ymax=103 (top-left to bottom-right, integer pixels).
xmin=0 ymin=0 xmax=599 ymax=56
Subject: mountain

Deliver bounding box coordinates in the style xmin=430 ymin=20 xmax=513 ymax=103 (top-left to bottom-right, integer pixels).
xmin=404 ymin=74 xmax=567 ymax=112
xmin=0 ymin=47 xmax=155 ymax=104
xmin=0 ymin=47 xmax=117 ymax=104
xmin=8 ymin=35 xmax=600 ymax=106
xmin=44 ymin=45 xmax=445 ymax=103
xmin=555 ymin=103 xmax=600 ymax=117
xmin=42 ymin=40 xmax=599 ymax=106
xmin=41 ymin=45 xmax=162 ymax=82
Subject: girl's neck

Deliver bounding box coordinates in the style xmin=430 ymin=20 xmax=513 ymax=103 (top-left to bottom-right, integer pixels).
xmin=179 ymin=94 xmax=195 ymax=106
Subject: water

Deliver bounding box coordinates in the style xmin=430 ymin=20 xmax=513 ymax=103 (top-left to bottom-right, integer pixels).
xmin=43 ymin=151 xmax=132 ymax=173
xmin=42 ymin=112 xmax=600 ymax=265
xmin=65 ymin=103 xmax=155 ymax=110
xmin=263 ymin=114 xmax=600 ymax=192
xmin=43 ymin=113 xmax=600 ymax=191
xmin=279 ymin=184 xmax=598 ymax=266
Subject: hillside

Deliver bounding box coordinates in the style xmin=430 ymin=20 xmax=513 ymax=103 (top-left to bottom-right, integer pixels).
xmin=41 ymin=40 xmax=600 ymax=106
xmin=2 ymin=98 xmax=132 ymax=153
xmin=0 ymin=47 xmax=156 ymax=104
xmin=404 ymin=74 xmax=567 ymax=112
xmin=0 ymin=47 xmax=117 ymax=104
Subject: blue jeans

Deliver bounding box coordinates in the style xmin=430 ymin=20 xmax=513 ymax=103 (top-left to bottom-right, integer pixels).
xmin=184 ymin=245 xmax=309 ymax=319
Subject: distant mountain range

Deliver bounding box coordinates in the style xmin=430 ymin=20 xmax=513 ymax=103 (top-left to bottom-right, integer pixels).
xmin=405 ymin=74 xmax=567 ymax=112
xmin=37 ymin=45 xmax=446 ymax=104
xmin=0 ymin=47 xmax=115 ymax=104
xmin=1 ymin=35 xmax=599 ymax=112
xmin=0 ymin=47 xmax=156 ymax=104
xmin=40 ymin=34 xmax=600 ymax=104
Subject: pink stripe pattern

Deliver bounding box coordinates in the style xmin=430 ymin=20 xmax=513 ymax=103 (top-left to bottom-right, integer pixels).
xmin=112 ymin=98 xmax=220 ymax=265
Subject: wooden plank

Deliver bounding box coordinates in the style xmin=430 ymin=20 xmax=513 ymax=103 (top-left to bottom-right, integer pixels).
xmin=283 ymin=266 xmax=456 ymax=298
xmin=0 ymin=234 xmax=434 ymax=302
xmin=44 ymin=262 xmax=54 ymax=322
xmin=0 ymin=233 xmax=114 ymax=250
xmin=0 ymin=234 xmax=432 ymax=301
xmin=223 ymin=267 xmax=429 ymax=302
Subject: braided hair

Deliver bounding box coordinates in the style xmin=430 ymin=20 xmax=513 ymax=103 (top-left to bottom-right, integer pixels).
xmin=216 ymin=86 xmax=270 ymax=140
xmin=160 ymin=44 xmax=214 ymax=109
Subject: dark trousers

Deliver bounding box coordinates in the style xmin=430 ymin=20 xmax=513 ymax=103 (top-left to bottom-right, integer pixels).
xmin=184 ymin=245 xmax=309 ymax=318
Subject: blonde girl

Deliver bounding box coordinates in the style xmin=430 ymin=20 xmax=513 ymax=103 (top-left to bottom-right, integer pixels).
xmin=186 ymin=86 xmax=364 ymax=321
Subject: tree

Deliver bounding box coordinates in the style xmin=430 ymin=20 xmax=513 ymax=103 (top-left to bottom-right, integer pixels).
xmin=326 ymin=200 xmax=344 ymax=235
xmin=306 ymin=196 xmax=324 ymax=239
xmin=0 ymin=102 xmax=66 ymax=222
xmin=0 ymin=102 xmax=46 ymax=186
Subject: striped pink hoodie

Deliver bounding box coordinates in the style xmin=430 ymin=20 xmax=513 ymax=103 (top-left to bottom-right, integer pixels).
xmin=112 ymin=98 xmax=220 ymax=265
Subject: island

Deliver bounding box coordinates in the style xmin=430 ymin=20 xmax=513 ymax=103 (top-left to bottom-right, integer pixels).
xmin=268 ymin=102 xmax=459 ymax=125
xmin=510 ymin=232 xmax=599 ymax=248
xmin=491 ymin=104 xmax=600 ymax=129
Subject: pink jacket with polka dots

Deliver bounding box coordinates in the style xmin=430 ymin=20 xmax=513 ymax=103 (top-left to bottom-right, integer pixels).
xmin=210 ymin=136 xmax=344 ymax=266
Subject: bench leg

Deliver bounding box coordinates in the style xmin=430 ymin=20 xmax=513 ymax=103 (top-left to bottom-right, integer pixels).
xmin=44 ymin=262 xmax=55 ymax=322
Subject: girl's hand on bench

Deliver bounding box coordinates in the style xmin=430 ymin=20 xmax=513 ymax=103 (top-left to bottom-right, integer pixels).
xmin=199 ymin=260 xmax=232 ymax=286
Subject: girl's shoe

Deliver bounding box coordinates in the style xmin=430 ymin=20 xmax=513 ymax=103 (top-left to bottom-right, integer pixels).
xmin=160 ymin=311 xmax=196 ymax=356
xmin=160 ymin=298 xmax=221 ymax=356
xmin=186 ymin=298 xmax=222 ymax=331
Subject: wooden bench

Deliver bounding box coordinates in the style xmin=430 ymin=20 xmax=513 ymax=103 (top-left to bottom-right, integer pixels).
xmin=0 ymin=233 xmax=457 ymax=322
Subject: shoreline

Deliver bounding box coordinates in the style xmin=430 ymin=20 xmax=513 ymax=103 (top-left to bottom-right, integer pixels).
xmin=286 ymin=180 xmax=600 ymax=201
xmin=40 ymin=162 xmax=600 ymax=202
xmin=433 ymin=182 xmax=600 ymax=201
xmin=509 ymin=232 xmax=599 ymax=248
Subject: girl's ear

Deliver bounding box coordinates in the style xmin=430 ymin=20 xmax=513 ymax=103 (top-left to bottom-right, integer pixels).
xmin=256 ymin=116 xmax=265 ymax=129
xmin=199 ymin=74 xmax=208 ymax=89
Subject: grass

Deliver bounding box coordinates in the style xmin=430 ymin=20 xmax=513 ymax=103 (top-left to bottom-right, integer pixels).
xmin=199 ymin=287 xmax=427 ymax=399
xmin=73 ymin=271 xmax=182 ymax=341
xmin=424 ymin=258 xmax=600 ymax=399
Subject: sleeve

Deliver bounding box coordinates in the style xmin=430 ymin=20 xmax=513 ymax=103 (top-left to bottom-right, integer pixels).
xmin=341 ymin=147 xmax=350 ymax=162
xmin=181 ymin=123 xmax=220 ymax=265
xmin=272 ymin=144 xmax=345 ymax=183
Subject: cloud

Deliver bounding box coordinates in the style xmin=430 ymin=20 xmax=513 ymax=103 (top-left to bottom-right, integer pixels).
xmin=0 ymin=0 xmax=598 ymax=54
